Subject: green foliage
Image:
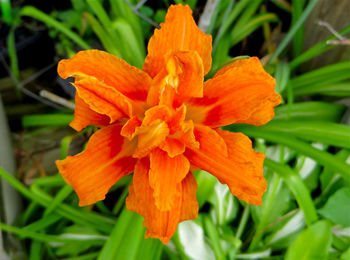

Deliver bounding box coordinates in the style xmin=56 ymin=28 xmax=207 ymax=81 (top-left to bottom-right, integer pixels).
xmin=285 ymin=220 xmax=332 ymax=260
xmin=319 ymin=188 xmax=350 ymax=227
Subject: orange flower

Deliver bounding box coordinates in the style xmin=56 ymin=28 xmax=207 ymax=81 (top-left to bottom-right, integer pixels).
xmin=56 ymin=4 xmax=281 ymax=244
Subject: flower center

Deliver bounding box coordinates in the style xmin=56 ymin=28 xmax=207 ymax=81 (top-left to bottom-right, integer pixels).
xmin=121 ymin=104 xmax=199 ymax=159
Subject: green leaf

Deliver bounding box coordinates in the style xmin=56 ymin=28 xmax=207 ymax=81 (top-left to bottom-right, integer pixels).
xmin=290 ymin=61 xmax=350 ymax=90
xmin=319 ymin=150 xmax=350 ymax=200
xmin=113 ymin=18 xmax=145 ymax=68
xmin=177 ymin=220 xmax=215 ymax=260
xmin=84 ymin=12 xmax=121 ymax=57
xmin=203 ymin=216 xmax=225 ymax=260
xmin=295 ymin=150 xmax=322 ymax=192
xmin=7 ymin=27 xmax=21 ymax=97
xmin=209 ymin=181 xmax=238 ymax=226
xmin=108 ymin=0 xmax=145 ymax=58
xmin=266 ymin=0 xmax=319 ymax=65
xmin=260 ymin=120 xmax=350 ymax=149
xmin=291 ymin=0 xmax=306 ymax=57
xmin=264 ymin=159 xmax=318 ymax=227
xmin=230 ymin=0 xmax=263 ymax=40
xmin=54 ymin=225 xmax=107 ymax=256
xmin=22 ymin=114 xmax=74 ymax=127
xmin=273 ymin=102 xmax=346 ymax=122
xmin=0 ymin=167 xmax=115 ymax=233
xmin=216 ymin=0 xmax=250 ymax=43
xmin=231 ymin=13 xmax=279 ymax=46
xmin=212 ymin=0 xmax=234 ymax=52
xmin=319 ymin=188 xmax=350 ymax=227
xmin=294 ymin=82 xmax=350 ymax=97
xmin=341 ymin=247 xmax=350 ymax=260
xmin=285 ymin=220 xmax=332 ymax=260
xmin=43 ymin=185 xmax=73 ymax=216
xmin=249 ymin=172 xmax=291 ymax=250
xmin=270 ymin=0 xmax=292 ymax=12
xmin=22 ymin=214 xmax=61 ymax=233
xmin=0 ymin=221 xmax=106 ymax=245
xmin=98 ymin=208 xmax=162 ymax=260
xmin=274 ymin=61 xmax=290 ymax=94
xmin=195 ymin=170 xmax=217 ymax=208
xmin=20 ymin=6 xmax=90 ymax=49
xmin=29 ymin=240 xmax=42 ymax=260
xmin=226 ymin=127 xmax=350 ymax=185
xmin=0 ymin=0 xmax=13 ymax=24
xmin=265 ymin=210 xmax=306 ymax=248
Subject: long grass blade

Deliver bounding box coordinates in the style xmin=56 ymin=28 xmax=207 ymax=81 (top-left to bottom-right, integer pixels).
xmin=20 ymin=6 xmax=90 ymax=50
xmin=266 ymin=0 xmax=319 ymax=65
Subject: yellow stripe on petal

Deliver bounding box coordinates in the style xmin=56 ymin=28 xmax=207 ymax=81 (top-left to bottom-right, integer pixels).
xmin=133 ymin=120 xmax=169 ymax=158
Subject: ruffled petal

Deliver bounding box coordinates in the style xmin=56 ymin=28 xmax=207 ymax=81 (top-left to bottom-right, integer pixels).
xmin=149 ymin=148 xmax=189 ymax=211
xmin=180 ymin=171 xmax=198 ymax=221
xmin=58 ymin=50 xmax=151 ymax=101
xmin=143 ymin=4 xmax=212 ymax=77
xmin=180 ymin=120 xmax=200 ymax=150
xmin=159 ymin=137 xmax=185 ymax=158
xmin=56 ymin=124 xmax=137 ymax=206
xmin=73 ymin=78 xmax=136 ymax=123
xmin=132 ymin=121 xmax=169 ymax=158
xmin=173 ymin=51 xmax=204 ymax=98
xmin=121 ymin=116 xmax=142 ymax=140
xmin=126 ymin=158 xmax=198 ymax=244
xmin=126 ymin=158 xmax=181 ymax=244
xmin=132 ymin=106 xmax=171 ymax=158
xmin=146 ymin=51 xmax=204 ymax=106
xmin=166 ymin=104 xmax=186 ymax=134
xmin=70 ymin=94 xmax=110 ymax=131
xmin=186 ymin=57 xmax=281 ymax=127
xmin=184 ymin=125 xmax=267 ymax=205
xmin=142 ymin=105 xmax=171 ymax=125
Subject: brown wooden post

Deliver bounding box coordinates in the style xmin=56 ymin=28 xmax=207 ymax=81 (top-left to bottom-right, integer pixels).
xmin=303 ymin=0 xmax=350 ymax=70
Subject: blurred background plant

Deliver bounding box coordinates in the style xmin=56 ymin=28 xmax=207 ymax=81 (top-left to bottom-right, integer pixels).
xmin=0 ymin=0 xmax=350 ymax=259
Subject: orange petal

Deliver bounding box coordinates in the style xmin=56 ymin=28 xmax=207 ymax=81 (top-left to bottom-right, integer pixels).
xmin=147 ymin=51 xmax=204 ymax=105
xmin=58 ymin=50 xmax=151 ymax=101
xmin=70 ymin=94 xmax=110 ymax=131
xmin=149 ymin=148 xmax=189 ymax=211
xmin=184 ymin=125 xmax=267 ymax=205
xmin=126 ymin=158 xmax=198 ymax=244
xmin=180 ymin=120 xmax=200 ymax=150
xmin=142 ymin=105 xmax=171 ymax=126
xmin=167 ymin=104 xmax=186 ymax=134
xmin=121 ymin=116 xmax=142 ymax=140
xmin=146 ymin=69 xmax=168 ymax=107
xmin=172 ymin=51 xmax=204 ymax=98
xmin=132 ymin=105 xmax=173 ymax=158
xmin=126 ymin=158 xmax=181 ymax=244
xmin=143 ymin=4 xmax=212 ymax=77
xmin=159 ymin=137 xmax=185 ymax=158
xmin=180 ymin=171 xmax=198 ymax=221
xmin=56 ymin=124 xmax=137 ymax=206
xmin=186 ymin=57 xmax=281 ymax=127
xmin=213 ymin=57 xmax=268 ymax=78
xmin=133 ymin=120 xmax=169 ymax=158
xmin=73 ymin=78 xmax=134 ymax=123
